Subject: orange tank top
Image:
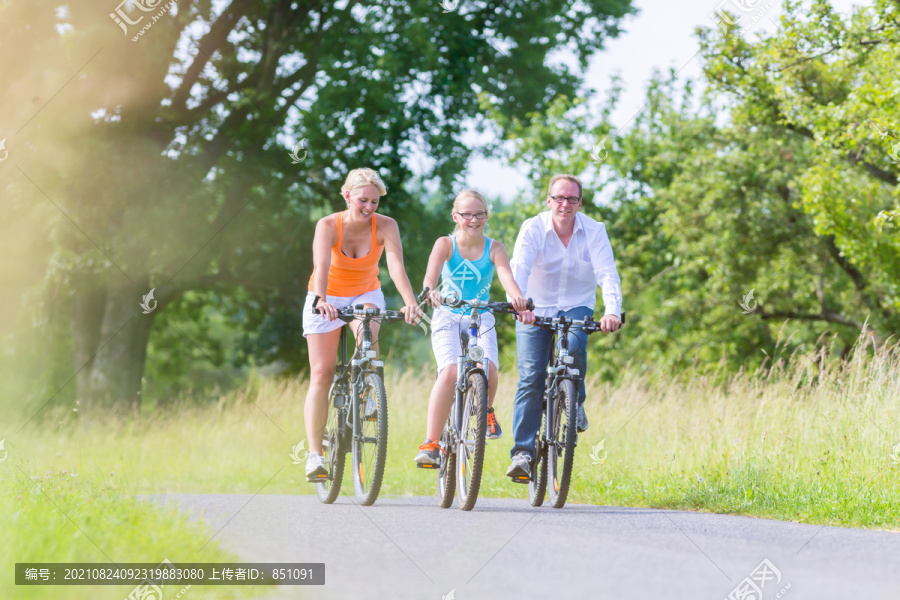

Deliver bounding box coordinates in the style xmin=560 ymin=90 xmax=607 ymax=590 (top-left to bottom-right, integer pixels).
xmin=308 ymin=211 xmax=384 ymax=297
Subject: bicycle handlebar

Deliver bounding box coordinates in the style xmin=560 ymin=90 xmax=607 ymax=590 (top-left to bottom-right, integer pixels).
xmin=416 ymin=287 xmax=534 ymax=313
xmin=311 ymin=301 xmax=406 ymax=322
xmin=534 ymin=311 xmax=626 ymax=333
xmin=336 ymin=305 xmax=405 ymax=323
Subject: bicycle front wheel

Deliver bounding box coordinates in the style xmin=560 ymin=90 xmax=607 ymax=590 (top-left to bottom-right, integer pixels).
xmin=352 ymin=372 xmax=388 ymax=506
xmin=316 ymin=388 xmax=346 ymax=504
xmin=547 ymin=379 xmax=577 ymax=508
xmin=528 ymin=431 xmax=547 ymax=507
xmin=456 ymin=372 xmax=488 ymax=511
xmin=437 ymin=427 xmax=456 ymax=509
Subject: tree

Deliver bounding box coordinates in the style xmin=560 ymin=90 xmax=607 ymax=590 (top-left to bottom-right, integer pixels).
xmin=700 ymin=0 xmax=900 ymax=330
xmin=0 ymin=0 xmax=635 ymax=414
xmin=491 ymin=0 xmax=899 ymax=377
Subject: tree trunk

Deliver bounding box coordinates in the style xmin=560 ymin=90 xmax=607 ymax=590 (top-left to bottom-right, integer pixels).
xmin=71 ymin=284 xmax=106 ymax=405
xmin=81 ymin=280 xmax=156 ymax=415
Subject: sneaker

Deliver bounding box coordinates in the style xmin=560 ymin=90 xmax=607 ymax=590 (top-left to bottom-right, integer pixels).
xmin=305 ymin=452 xmax=328 ymax=481
xmin=506 ymin=452 xmax=531 ymax=479
xmin=576 ymin=404 xmax=589 ymax=433
xmin=486 ymin=407 xmax=502 ymax=439
xmin=364 ymin=396 xmax=378 ymax=421
xmin=415 ymin=440 xmax=443 ymax=467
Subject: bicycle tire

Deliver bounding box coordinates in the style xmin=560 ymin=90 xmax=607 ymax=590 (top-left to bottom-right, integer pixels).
xmin=437 ymin=427 xmax=456 ymax=508
xmin=352 ymin=372 xmax=388 ymax=506
xmin=456 ymin=372 xmax=488 ymax=511
xmin=529 ymin=431 xmax=547 ymax=507
xmin=316 ymin=389 xmax=347 ymax=504
xmin=547 ymin=379 xmax=577 ymax=508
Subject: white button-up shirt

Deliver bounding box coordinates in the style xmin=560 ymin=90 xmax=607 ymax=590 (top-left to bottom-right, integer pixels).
xmin=510 ymin=211 xmax=622 ymax=318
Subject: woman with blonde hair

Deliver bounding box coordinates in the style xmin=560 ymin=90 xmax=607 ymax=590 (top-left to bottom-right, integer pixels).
xmin=303 ymin=168 xmax=420 ymax=480
xmin=415 ymin=189 xmax=534 ymax=466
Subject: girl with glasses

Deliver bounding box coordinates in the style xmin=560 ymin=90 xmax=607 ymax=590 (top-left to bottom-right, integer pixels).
xmin=415 ymin=190 xmax=534 ymax=466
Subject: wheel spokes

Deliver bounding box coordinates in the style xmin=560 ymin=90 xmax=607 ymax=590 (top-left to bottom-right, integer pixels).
xmin=357 ymin=387 xmax=379 ymax=490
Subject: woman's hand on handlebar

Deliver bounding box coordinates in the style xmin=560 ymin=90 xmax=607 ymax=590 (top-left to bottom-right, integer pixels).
xmin=314 ymin=301 xmax=339 ymax=321
xmin=401 ymin=302 xmax=424 ymax=325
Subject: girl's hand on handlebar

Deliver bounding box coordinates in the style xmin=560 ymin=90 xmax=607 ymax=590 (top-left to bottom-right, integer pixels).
xmin=427 ymin=289 xmax=443 ymax=308
xmin=510 ymin=296 xmax=529 ymax=313
xmin=315 ymin=301 xmax=339 ymax=321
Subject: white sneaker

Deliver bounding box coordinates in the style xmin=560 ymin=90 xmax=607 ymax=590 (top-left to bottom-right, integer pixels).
xmin=306 ymin=452 xmax=328 ymax=481
xmin=506 ymin=452 xmax=531 ymax=479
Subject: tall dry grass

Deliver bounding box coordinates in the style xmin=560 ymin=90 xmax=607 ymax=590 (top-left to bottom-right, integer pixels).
xmin=6 ymin=331 xmax=899 ymax=532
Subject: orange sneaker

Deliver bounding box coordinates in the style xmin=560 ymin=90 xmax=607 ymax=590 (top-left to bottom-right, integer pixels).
xmin=415 ymin=440 xmax=443 ymax=467
xmin=486 ymin=407 xmax=502 ymax=440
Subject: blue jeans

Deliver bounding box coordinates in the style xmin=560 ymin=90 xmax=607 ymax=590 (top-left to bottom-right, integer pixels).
xmin=510 ymin=306 xmax=593 ymax=460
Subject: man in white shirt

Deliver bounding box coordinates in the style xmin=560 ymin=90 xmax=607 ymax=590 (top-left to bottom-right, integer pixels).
xmin=506 ymin=174 xmax=623 ymax=479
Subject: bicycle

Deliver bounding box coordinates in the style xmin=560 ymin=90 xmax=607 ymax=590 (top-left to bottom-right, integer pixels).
xmin=313 ymin=303 xmax=405 ymax=506
xmin=517 ymin=312 xmax=625 ymax=509
xmin=417 ymin=288 xmax=532 ymax=511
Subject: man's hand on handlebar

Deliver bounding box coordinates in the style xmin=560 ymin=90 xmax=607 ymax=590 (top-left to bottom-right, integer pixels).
xmin=510 ymin=296 xmax=535 ymax=325
xmin=599 ymin=314 xmax=621 ymax=333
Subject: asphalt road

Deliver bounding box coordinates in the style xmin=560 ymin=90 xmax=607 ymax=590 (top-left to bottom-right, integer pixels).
xmin=146 ymin=494 xmax=900 ymax=600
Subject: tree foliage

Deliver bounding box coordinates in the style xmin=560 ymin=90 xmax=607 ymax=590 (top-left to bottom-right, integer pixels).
xmin=495 ymin=0 xmax=899 ymax=378
xmin=0 ymin=0 xmax=635 ymax=412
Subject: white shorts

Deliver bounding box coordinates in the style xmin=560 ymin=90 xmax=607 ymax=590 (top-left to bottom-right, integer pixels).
xmin=430 ymin=308 xmax=499 ymax=372
xmin=302 ymin=289 xmax=386 ymax=337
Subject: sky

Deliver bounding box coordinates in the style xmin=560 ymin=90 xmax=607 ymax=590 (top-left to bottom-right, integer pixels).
xmin=464 ymin=0 xmax=866 ymax=203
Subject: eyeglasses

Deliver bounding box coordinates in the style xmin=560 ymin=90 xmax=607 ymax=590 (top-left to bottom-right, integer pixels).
xmin=455 ymin=211 xmax=488 ymax=221
xmin=549 ymin=195 xmax=582 ymax=205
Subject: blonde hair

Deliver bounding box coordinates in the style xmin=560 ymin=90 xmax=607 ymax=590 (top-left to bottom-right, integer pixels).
xmin=452 ymin=189 xmax=491 ymax=233
xmin=547 ymin=174 xmax=583 ymax=199
xmin=341 ymin=168 xmax=387 ymax=197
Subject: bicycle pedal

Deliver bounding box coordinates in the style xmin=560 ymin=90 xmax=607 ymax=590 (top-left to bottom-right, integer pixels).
xmin=307 ymin=473 xmax=329 ymax=483
xmin=511 ymin=475 xmax=530 ymax=484
xmin=416 ymin=463 xmax=438 ymax=469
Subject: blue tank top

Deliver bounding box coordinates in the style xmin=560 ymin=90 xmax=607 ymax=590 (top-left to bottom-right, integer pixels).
xmin=439 ymin=235 xmax=495 ymax=314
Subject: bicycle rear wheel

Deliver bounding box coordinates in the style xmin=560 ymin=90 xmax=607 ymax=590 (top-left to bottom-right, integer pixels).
xmin=352 ymin=372 xmax=388 ymax=506
xmin=437 ymin=428 xmax=456 ymax=508
xmin=547 ymin=379 xmax=577 ymax=508
xmin=316 ymin=384 xmax=346 ymax=504
xmin=528 ymin=431 xmax=547 ymax=507
xmin=456 ymin=372 xmax=487 ymax=511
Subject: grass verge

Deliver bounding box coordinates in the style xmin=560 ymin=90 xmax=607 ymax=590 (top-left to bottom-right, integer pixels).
xmin=4 ymin=335 xmax=898 ymax=600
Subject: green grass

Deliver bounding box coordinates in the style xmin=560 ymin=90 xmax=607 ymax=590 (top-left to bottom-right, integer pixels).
xmin=0 ymin=467 xmax=265 ymax=599
xmin=380 ymin=345 xmax=900 ymax=528
xmin=4 ymin=337 xmax=899 ymax=599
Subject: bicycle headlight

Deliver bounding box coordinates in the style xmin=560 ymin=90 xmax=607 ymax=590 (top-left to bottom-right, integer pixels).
xmin=467 ymin=345 xmax=485 ymax=361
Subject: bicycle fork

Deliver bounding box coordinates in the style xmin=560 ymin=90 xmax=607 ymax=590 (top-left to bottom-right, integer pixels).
xmin=348 ymin=325 xmax=383 ymax=447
